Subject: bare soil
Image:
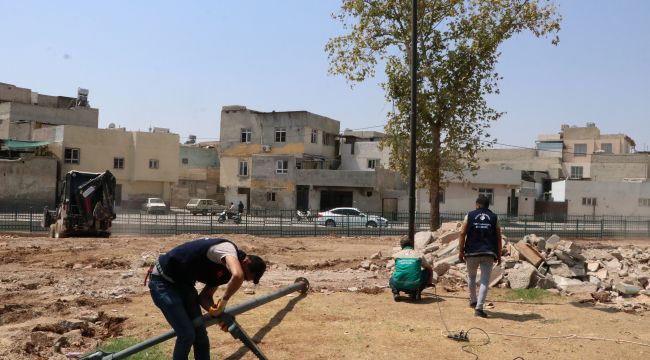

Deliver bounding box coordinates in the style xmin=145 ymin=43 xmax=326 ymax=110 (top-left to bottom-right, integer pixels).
xmin=0 ymin=233 xmax=649 ymax=360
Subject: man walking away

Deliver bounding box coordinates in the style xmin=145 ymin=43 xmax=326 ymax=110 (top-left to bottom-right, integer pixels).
xmin=389 ymin=237 xmax=434 ymax=301
xmin=459 ymin=195 xmax=502 ymax=318
xmin=238 ymin=200 xmax=245 ymax=215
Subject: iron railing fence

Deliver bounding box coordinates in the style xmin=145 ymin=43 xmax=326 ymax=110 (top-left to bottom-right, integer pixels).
xmin=2 ymin=208 xmax=650 ymax=239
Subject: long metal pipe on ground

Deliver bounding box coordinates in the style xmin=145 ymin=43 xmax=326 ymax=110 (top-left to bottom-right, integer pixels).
xmin=81 ymin=277 xmax=310 ymax=360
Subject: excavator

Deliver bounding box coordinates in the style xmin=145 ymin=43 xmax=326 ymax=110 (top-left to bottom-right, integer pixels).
xmin=42 ymin=170 xmax=117 ymax=238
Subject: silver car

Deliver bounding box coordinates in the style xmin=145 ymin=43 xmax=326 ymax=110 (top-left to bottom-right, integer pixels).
xmin=316 ymin=207 xmax=388 ymax=228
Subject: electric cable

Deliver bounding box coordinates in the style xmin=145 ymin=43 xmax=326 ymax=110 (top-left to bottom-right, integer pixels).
xmin=461 ymin=327 xmax=491 ymax=360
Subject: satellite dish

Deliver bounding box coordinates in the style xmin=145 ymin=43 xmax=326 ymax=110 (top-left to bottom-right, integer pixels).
xmin=108 ymin=123 xmax=116 ymax=129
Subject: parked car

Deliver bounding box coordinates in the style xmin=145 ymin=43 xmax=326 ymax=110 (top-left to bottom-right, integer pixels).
xmin=142 ymin=198 xmax=168 ymax=214
xmin=186 ymin=198 xmax=223 ymax=215
xmin=316 ymin=207 xmax=388 ymax=228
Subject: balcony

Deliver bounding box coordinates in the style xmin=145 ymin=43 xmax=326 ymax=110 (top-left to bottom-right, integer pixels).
xmin=296 ymin=169 xmax=376 ymax=188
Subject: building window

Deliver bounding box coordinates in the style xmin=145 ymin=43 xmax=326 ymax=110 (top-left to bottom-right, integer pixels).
xmin=601 ymin=143 xmax=612 ymax=153
xmin=311 ymin=129 xmax=318 ymax=144
xmin=439 ymin=190 xmax=445 ymax=204
xmin=275 ymin=128 xmax=286 ymax=143
xmin=478 ymin=188 xmax=494 ymax=205
xmin=296 ymin=160 xmax=302 ymax=170
xmin=324 ymin=133 xmax=334 ymax=146
xmin=367 ymin=159 xmax=378 ymax=169
xmin=582 ymin=197 xmax=596 ymax=206
xmin=276 ymin=160 xmax=288 ymax=174
xmin=570 ymin=166 xmax=583 ymax=179
xmin=639 ymin=198 xmax=650 ymax=207
xmin=64 ymin=148 xmax=80 ymax=164
xmin=239 ymin=161 xmax=248 ymax=176
xmin=149 ymin=159 xmax=159 ymax=169
xmin=113 ymin=157 xmax=124 ymax=169
xmin=574 ymin=143 xmax=587 ymax=156
xmin=241 ymin=128 xmax=252 ymax=143
xmin=181 ymin=158 xmax=189 ymax=166
xmin=266 ymin=192 xmax=276 ymax=201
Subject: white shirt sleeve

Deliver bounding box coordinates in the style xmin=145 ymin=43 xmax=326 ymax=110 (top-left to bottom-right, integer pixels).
xmin=206 ymin=242 xmax=238 ymax=264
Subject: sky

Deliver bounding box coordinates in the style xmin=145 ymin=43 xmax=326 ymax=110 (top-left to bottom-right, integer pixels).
xmin=2 ymin=1 xmax=649 ymax=150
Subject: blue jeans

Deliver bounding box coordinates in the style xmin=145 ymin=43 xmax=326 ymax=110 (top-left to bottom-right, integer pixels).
xmin=149 ymin=276 xmax=210 ymax=360
xmin=389 ymin=269 xmax=432 ymax=295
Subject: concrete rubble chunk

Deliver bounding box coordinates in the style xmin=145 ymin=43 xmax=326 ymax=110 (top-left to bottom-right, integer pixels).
xmin=438 ymin=221 xmax=462 ymax=232
xmin=489 ymin=266 xmax=504 ymax=288
xmin=435 ymin=239 xmax=459 ymax=258
xmin=370 ymin=251 xmax=382 ymax=260
xmin=438 ymin=231 xmax=460 ymax=245
xmin=587 ymin=262 xmax=600 ymax=272
xmin=548 ymin=263 xmax=574 ymax=278
xmin=614 ymin=282 xmax=641 ymax=295
xmin=545 ymin=234 xmax=561 ymax=251
xmin=610 ymin=251 xmax=623 ymax=261
xmin=606 ymin=258 xmax=621 ymax=271
xmin=536 ymin=239 xmax=546 ymax=253
xmin=423 ymin=243 xmax=441 ymax=254
xmin=553 ymin=275 xmax=598 ymax=293
xmin=514 ymin=242 xmax=545 ymax=267
xmin=434 ymin=254 xmax=460 ymax=267
xmin=433 ymin=262 xmax=451 ymax=277
xmin=554 ymin=250 xmax=577 ymax=267
xmin=536 ymin=275 xmax=557 ymax=289
xmin=360 ymin=260 xmax=371 ymax=270
xmin=508 ymin=262 xmax=536 ymax=289
xmin=414 ymin=231 xmax=434 ymax=250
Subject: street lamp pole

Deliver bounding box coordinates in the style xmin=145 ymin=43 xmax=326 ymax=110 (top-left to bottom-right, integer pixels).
xmin=408 ymin=0 xmax=418 ymax=243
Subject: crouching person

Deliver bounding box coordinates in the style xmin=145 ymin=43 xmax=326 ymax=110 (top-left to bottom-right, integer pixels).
xmin=147 ymin=238 xmax=266 ymax=360
xmin=389 ymin=237 xmax=434 ymax=301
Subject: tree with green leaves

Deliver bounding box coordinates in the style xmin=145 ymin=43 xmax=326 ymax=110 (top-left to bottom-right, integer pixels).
xmin=326 ymin=0 xmax=561 ymax=230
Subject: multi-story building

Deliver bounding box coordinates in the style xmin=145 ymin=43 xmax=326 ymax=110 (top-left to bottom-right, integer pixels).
xmin=173 ymin=142 xmax=223 ymax=207
xmin=219 ymin=105 xmax=340 ymax=210
xmin=561 ymin=123 xmax=635 ymax=179
xmin=0 ymin=83 xmax=98 ymax=140
xmin=33 ymin=125 xmax=179 ymax=208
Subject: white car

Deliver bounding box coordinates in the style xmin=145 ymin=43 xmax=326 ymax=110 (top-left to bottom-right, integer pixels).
xmin=316 ymin=207 xmax=388 ymax=228
xmin=142 ymin=198 xmax=168 ymax=215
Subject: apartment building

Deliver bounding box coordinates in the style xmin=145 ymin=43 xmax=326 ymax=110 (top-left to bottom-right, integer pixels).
xmin=0 ymin=83 xmax=98 ymax=140
xmin=33 ymin=125 xmax=179 ymax=208
xmin=219 ymin=105 xmax=340 ymax=210
xmin=173 ymin=142 xmax=222 ymax=207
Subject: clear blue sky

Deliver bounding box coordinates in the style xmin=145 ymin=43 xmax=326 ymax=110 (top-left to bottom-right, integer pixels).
xmin=2 ymin=1 xmax=649 ymax=150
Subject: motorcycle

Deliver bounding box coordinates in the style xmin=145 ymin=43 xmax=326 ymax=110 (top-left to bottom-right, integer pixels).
xmin=296 ymin=209 xmax=312 ymax=222
xmin=217 ymin=209 xmax=241 ymax=224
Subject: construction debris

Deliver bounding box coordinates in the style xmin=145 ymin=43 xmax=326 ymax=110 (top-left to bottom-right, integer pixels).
xmin=388 ymin=223 xmax=650 ymax=313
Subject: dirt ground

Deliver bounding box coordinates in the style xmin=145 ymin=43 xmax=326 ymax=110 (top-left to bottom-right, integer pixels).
xmin=1 ymin=233 xmax=649 ymax=360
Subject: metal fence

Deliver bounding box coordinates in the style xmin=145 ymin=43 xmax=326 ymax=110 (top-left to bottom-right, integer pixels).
xmin=2 ymin=208 xmax=650 ymax=239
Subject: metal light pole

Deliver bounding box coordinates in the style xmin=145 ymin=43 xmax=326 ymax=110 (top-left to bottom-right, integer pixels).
xmin=408 ymin=0 xmax=418 ymax=243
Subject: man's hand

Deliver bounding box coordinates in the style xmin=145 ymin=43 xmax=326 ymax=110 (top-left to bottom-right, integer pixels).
xmin=209 ymin=298 xmax=228 ymax=317
xmin=218 ymin=321 xmax=229 ymax=332
xmin=459 ymin=251 xmax=465 ymax=263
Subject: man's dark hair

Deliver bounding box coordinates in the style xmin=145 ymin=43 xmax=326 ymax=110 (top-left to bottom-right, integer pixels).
xmin=476 ymin=195 xmax=490 ymax=209
xmin=246 ymin=255 xmax=266 ymax=284
xmin=399 ymin=236 xmax=414 ymax=249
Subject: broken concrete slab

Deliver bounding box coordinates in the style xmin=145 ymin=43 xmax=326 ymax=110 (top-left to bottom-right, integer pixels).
xmin=414 ymin=231 xmax=434 ymax=250
xmin=606 ymin=258 xmax=622 ymax=271
xmin=554 ymin=250 xmax=577 ymax=267
xmin=489 ymin=266 xmax=504 ymax=288
xmin=423 ymin=243 xmax=441 ymax=254
xmin=435 ymin=239 xmax=459 ymax=258
xmin=545 ymin=234 xmax=561 ymax=251
xmin=434 ymin=254 xmax=460 ymax=267
xmin=587 ymin=261 xmax=600 ymax=272
xmin=614 ymin=282 xmax=641 ymax=295
xmin=548 ymin=263 xmax=574 ymax=278
xmin=508 ymin=262 xmax=536 ymax=289
xmin=553 ymin=275 xmax=598 ymax=293
xmin=595 ymin=268 xmax=608 ymax=280
xmin=438 ymin=231 xmax=460 ymax=245
xmin=536 ymin=275 xmax=556 ymax=289
xmin=514 ymin=242 xmax=545 ymax=268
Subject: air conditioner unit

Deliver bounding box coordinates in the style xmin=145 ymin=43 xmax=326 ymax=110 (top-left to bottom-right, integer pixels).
xmin=262 ymin=145 xmax=272 ymax=153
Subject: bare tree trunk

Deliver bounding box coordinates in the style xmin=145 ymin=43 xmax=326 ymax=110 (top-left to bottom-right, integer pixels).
xmin=429 ymin=124 xmax=441 ymax=230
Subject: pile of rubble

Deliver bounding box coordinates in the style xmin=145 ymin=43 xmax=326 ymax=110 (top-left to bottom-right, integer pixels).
xmin=386 ymin=222 xmax=650 ymax=312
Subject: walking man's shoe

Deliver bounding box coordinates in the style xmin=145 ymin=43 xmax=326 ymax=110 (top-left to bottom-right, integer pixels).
xmin=474 ymin=309 xmax=488 ymax=318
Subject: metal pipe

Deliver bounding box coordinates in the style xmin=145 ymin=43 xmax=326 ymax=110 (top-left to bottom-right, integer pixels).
xmin=84 ymin=278 xmax=310 ymax=360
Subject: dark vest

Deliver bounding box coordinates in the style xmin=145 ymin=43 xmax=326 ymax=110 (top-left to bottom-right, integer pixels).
xmin=464 ymin=208 xmax=498 ymax=258
xmin=158 ymin=238 xmax=246 ymax=286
